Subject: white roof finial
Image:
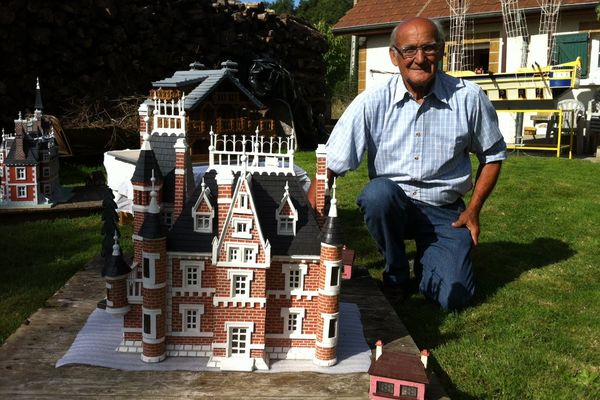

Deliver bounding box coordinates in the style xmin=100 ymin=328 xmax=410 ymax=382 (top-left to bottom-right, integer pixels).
xmin=36 ymin=77 xmax=40 ymax=90
xmin=328 ymin=177 xmax=338 ymax=218
xmin=112 ymin=231 xmax=121 ymax=256
xmin=149 ymin=169 xmax=160 ymax=214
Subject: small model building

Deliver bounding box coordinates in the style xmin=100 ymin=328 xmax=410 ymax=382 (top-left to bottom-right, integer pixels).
xmin=368 ymin=341 xmax=429 ymax=400
xmin=0 ymin=79 xmax=62 ymax=208
xmin=140 ymin=61 xmax=276 ymax=162
xmin=104 ymin=92 xmax=343 ymax=371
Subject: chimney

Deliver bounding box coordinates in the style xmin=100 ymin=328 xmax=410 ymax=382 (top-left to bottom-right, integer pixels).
xmin=314 ymin=144 xmax=328 ymax=227
xmin=216 ymin=169 xmax=234 ymax=233
xmin=420 ymin=349 xmax=430 ymax=369
xmin=14 ymin=116 xmax=26 ymax=160
xmin=173 ymin=136 xmax=188 ymax=222
xmin=375 ymin=340 xmax=383 ymax=360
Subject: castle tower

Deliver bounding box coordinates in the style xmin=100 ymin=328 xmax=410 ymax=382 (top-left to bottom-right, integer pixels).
xmin=34 ymin=77 xmax=43 ymax=120
xmin=104 ymin=233 xmax=131 ymax=316
xmin=314 ymin=179 xmax=343 ymax=367
xmin=139 ymin=172 xmax=167 ymax=363
xmin=314 ymin=144 xmax=328 ymax=228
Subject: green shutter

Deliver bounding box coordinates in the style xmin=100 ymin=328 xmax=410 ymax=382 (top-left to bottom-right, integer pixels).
xmin=554 ymin=33 xmax=589 ymax=77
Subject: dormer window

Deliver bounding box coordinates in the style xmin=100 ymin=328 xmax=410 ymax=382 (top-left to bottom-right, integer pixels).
xmin=192 ymin=179 xmax=214 ymax=233
xmin=276 ymin=181 xmax=298 ymax=236
xmin=227 ymin=244 xmax=257 ymax=264
xmin=239 ymin=193 xmax=249 ymax=209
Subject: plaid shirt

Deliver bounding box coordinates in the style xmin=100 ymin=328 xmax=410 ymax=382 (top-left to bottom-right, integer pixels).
xmin=326 ymin=72 xmax=507 ymax=206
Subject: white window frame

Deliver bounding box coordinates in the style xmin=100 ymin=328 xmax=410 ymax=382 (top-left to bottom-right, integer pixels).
xmin=320 ymin=312 xmax=339 ymax=347
xmin=282 ymin=263 xmax=308 ymax=293
xmin=227 ymin=269 xmax=254 ymax=298
xmin=194 ymin=213 xmax=212 ymax=233
xmin=17 ymin=185 xmax=26 ymax=198
xmin=180 ymin=260 xmax=204 ymax=290
xmin=142 ymin=308 xmax=161 ymax=341
xmin=178 ymin=304 xmax=204 ymax=334
xmin=142 ymin=252 xmax=161 ymax=288
xmin=277 ymin=216 xmax=296 ymax=235
xmin=224 ymin=321 xmax=254 ymax=358
xmin=226 ymin=243 xmax=258 ymax=264
xmin=127 ymin=265 xmax=143 ymax=303
xmin=281 ymin=307 xmax=305 ymax=337
xmin=232 ymin=218 xmax=252 ymax=239
xmin=321 ymin=259 xmax=342 ymax=295
xmin=16 ymin=167 xmax=26 ymax=180
xmin=163 ymin=211 xmax=173 ymax=227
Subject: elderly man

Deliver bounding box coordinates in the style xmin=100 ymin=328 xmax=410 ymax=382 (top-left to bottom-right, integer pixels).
xmin=308 ymin=17 xmax=506 ymax=311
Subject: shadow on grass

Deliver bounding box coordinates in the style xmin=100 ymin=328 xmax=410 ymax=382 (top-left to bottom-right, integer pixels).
xmin=393 ymin=237 xmax=574 ymax=399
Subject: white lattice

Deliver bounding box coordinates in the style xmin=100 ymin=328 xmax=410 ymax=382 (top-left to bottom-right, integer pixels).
xmin=446 ymin=0 xmax=471 ymax=72
xmin=152 ymin=96 xmax=186 ymax=135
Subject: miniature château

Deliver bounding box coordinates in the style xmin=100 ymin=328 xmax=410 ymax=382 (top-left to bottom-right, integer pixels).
xmin=368 ymin=341 xmax=430 ymax=400
xmin=0 ymin=79 xmax=61 ymax=208
xmin=103 ymin=90 xmax=343 ymax=371
xmin=141 ymin=61 xmax=276 ymax=162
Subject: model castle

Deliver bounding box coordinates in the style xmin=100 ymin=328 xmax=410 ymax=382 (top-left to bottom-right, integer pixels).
xmin=103 ymin=88 xmax=342 ymax=371
xmin=0 ymin=79 xmax=61 ymax=208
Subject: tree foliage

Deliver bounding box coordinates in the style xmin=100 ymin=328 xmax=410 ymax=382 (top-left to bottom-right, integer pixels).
xmin=295 ymin=0 xmax=353 ymax=25
xmin=314 ymin=21 xmax=351 ymax=96
xmin=266 ymin=0 xmax=295 ymax=15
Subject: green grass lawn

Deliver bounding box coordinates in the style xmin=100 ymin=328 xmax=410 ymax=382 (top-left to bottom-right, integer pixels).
xmin=1 ymin=153 xmax=599 ymax=398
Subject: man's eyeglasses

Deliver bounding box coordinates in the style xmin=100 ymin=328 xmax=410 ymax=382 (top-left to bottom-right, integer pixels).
xmin=392 ymin=43 xmax=440 ymax=59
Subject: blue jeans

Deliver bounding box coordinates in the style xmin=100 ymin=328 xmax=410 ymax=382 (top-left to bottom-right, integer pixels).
xmin=356 ymin=178 xmax=474 ymax=311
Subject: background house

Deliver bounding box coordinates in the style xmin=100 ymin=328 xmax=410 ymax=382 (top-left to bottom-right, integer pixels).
xmin=333 ymin=0 xmax=600 ymax=150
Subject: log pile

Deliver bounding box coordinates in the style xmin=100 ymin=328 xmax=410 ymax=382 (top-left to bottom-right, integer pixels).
xmin=0 ymin=0 xmax=328 ymax=150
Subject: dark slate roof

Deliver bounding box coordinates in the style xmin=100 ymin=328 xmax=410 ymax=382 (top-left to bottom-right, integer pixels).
xmin=368 ymin=351 xmax=429 ymax=384
xmin=139 ymin=211 xmax=166 ymax=239
xmin=103 ymin=249 xmax=131 ymax=278
xmin=5 ymin=138 xmax=38 ymax=165
xmin=152 ymin=68 xmax=264 ymax=111
xmin=167 ymin=170 xmax=322 ymax=256
xmin=167 ymin=169 xmax=219 ymax=252
xmin=320 ymin=213 xmax=344 ymax=246
xmin=131 ymin=147 xmax=163 ymax=186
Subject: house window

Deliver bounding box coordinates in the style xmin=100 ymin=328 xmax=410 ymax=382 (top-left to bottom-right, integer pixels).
xmin=282 ymin=263 xmax=308 ymax=293
xmin=243 ymin=248 xmax=255 ymax=263
xmin=42 ymin=167 xmax=50 ymax=177
xmin=229 ymin=327 xmax=249 ymax=356
xmin=289 ymin=269 xmax=301 ymax=289
xmin=17 ymin=186 xmax=26 ymax=198
xmin=143 ymin=314 xmax=152 ymax=335
xmin=227 ymin=244 xmax=258 ymax=264
xmin=233 ymin=274 xmax=248 ymax=297
xmin=278 ymin=216 xmax=294 ymax=235
xmin=43 ymin=184 xmax=51 ymax=195
xmin=330 ymin=265 xmax=340 ymax=287
xmin=232 ymin=218 xmax=252 ymax=239
xmin=195 ymin=214 xmax=211 ymax=232
xmin=127 ymin=267 xmax=143 ymax=301
xmin=553 ymin=32 xmax=589 ymax=77
xmin=401 ymin=385 xmax=418 ymax=398
xmin=281 ymin=308 xmax=306 ymax=337
xmin=42 ymin=152 xmax=49 ymax=161
xmin=238 ymin=193 xmax=248 ymax=209
xmin=16 ymin=167 xmax=26 ymax=180
xmin=186 ymin=265 xmax=199 ymax=287
xmin=228 ymin=269 xmax=253 ymax=298
xmin=376 ymin=381 xmax=394 ymax=395
xmin=185 ymin=309 xmax=198 ymax=330
xmin=178 ymin=304 xmax=204 ymax=333
xmin=328 ymin=317 xmax=337 ymax=339
xmin=287 ymin=313 xmax=299 ymax=333
xmin=141 ymin=252 xmax=160 ymax=288
xmin=229 ymin=247 xmax=240 ymax=262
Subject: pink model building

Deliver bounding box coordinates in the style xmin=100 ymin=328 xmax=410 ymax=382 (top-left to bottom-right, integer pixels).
xmin=368 ymin=341 xmax=430 ymax=400
xmin=0 ymin=79 xmax=61 ymax=207
xmin=104 ymin=91 xmax=343 ymax=371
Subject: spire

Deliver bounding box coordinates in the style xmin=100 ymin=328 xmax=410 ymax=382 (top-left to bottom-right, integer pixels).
xmin=148 ymin=170 xmax=160 ymax=214
xmin=102 ymin=231 xmax=131 ymax=278
xmin=319 ymin=178 xmax=343 ymax=246
xmin=138 ymin=169 xmax=166 ymax=239
xmin=34 ymin=77 xmax=43 ymax=112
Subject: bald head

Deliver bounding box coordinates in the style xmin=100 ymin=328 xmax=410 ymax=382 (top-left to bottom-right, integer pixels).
xmin=389 ymin=17 xmax=445 ymax=48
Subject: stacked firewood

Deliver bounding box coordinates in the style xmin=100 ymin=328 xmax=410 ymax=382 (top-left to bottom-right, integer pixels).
xmin=0 ymin=0 xmax=328 ymax=148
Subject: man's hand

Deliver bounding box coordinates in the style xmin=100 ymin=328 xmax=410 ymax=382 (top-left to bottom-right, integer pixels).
xmin=451 ymin=161 xmax=502 ymax=247
xmin=452 ymin=208 xmax=480 ymax=246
